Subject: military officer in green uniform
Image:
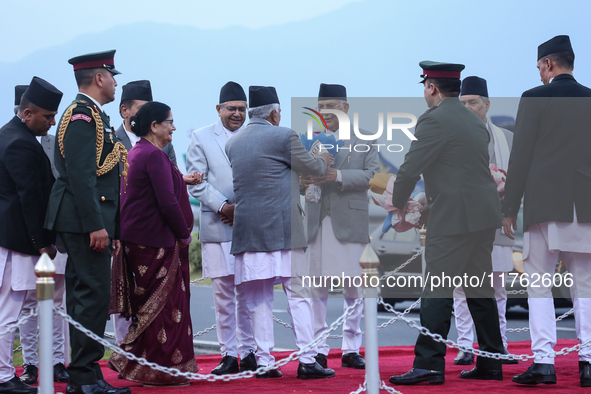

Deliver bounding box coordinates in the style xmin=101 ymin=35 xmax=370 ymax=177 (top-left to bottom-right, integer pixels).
xmin=388 ymin=61 xmax=505 ymax=385
xmin=45 ymin=50 xmax=130 ymax=394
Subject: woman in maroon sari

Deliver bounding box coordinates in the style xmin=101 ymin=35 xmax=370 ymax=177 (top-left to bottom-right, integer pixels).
xmin=109 ymin=101 xmax=200 ymax=386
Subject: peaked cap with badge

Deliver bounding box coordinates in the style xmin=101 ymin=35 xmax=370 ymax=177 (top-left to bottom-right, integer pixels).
xmin=68 ymin=49 xmax=121 ymax=75
xmin=419 ymin=61 xmax=465 ymax=83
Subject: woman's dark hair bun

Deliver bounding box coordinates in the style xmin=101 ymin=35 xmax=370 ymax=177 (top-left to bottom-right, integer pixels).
xmin=130 ymin=101 xmax=171 ymax=137
xmin=130 ymin=115 xmax=140 ymax=135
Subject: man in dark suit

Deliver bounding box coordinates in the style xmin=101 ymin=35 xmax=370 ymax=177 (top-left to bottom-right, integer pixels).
xmin=226 ymin=86 xmax=335 ymax=380
xmin=115 ymin=80 xmax=176 ymax=165
xmin=503 ymin=35 xmax=591 ymax=387
xmin=389 ymin=61 xmax=505 ymax=385
xmin=44 ymin=50 xmax=130 ymax=394
xmin=0 ymin=77 xmax=62 ymax=394
xmin=12 ymin=85 xmax=70 ymax=386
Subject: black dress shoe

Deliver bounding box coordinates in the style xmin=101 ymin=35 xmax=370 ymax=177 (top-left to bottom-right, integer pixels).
xmin=255 ymin=366 xmax=282 ymax=379
xmin=580 ymin=361 xmax=591 ymax=388
xmin=453 ymin=351 xmax=474 ymax=365
xmin=297 ymin=361 xmax=335 ymax=380
xmin=341 ymin=353 xmax=365 ymax=369
xmin=460 ymin=366 xmax=503 ymax=381
xmin=53 ymin=363 xmax=70 ymax=383
xmin=389 ymin=368 xmax=445 ymax=385
xmin=96 ymin=379 xmax=131 ymax=394
xmin=0 ymin=376 xmax=36 ymax=394
xmin=512 ymin=363 xmax=556 ymax=385
xmin=501 ymin=348 xmax=519 ymax=365
xmin=65 ymin=383 xmax=104 ymax=394
xmin=211 ymin=355 xmax=239 ymax=375
xmin=314 ymin=353 xmax=328 ymax=369
xmin=239 ymin=352 xmax=257 ymax=372
xmin=19 ymin=365 xmax=38 ymax=385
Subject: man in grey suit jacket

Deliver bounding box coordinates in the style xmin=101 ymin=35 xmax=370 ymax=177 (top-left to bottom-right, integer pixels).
xmin=12 ymin=85 xmax=70 ymax=385
xmin=302 ymin=84 xmax=379 ymax=370
xmin=453 ymin=76 xmax=517 ymax=366
xmin=185 ymin=81 xmax=256 ymax=375
xmin=226 ymin=86 xmax=335 ymax=380
xmin=115 ymin=80 xmax=176 ymax=165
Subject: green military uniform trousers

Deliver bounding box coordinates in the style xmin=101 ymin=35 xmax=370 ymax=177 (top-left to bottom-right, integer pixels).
xmin=60 ymin=232 xmax=112 ymax=384
xmin=413 ymin=228 xmax=504 ymax=372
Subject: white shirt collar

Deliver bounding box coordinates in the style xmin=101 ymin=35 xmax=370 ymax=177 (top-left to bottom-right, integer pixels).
xmin=219 ymin=119 xmax=240 ymax=140
xmin=78 ymin=92 xmax=103 ymax=112
xmin=122 ymin=122 xmax=141 ymax=147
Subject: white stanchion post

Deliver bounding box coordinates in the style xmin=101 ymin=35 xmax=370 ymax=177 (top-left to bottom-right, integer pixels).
xmin=360 ymin=245 xmax=380 ymax=394
xmin=35 ymin=253 xmax=55 ymax=394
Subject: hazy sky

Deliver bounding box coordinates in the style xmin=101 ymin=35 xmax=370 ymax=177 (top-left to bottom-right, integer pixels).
xmin=0 ymin=0 xmax=363 ymax=62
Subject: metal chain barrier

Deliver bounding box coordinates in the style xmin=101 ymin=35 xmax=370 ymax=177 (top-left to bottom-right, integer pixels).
xmin=380 ymin=380 xmax=401 ymax=394
xmin=505 ymin=307 xmax=574 ymax=333
xmin=377 ymin=297 xmax=591 ymax=362
xmin=349 ymin=380 xmax=402 ymax=394
xmin=56 ymin=298 xmax=362 ymax=381
xmin=272 ymin=296 xmax=420 ymax=339
xmin=506 ymin=289 xmax=528 ymax=295
xmin=193 ymin=324 xmax=217 ymax=337
xmin=270 ymin=251 xmax=426 ymax=340
xmin=272 ymin=315 xmax=343 ymax=339
xmin=376 ymin=248 xmax=574 ymax=336
xmin=190 ymin=276 xmax=209 ymax=285
xmin=0 ymin=309 xmax=37 ymax=340
xmin=380 ymin=249 xmax=422 ymax=279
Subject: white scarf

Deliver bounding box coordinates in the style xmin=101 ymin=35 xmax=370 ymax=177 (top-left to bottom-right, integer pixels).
xmin=487 ymin=119 xmax=510 ymax=171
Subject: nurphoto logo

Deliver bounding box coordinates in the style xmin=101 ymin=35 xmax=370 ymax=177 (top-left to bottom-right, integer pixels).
xmin=302 ymin=107 xmax=418 ymax=153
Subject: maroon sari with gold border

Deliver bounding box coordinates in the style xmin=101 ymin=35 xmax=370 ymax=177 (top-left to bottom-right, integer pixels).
xmin=108 ymin=242 xmax=198 ymax=385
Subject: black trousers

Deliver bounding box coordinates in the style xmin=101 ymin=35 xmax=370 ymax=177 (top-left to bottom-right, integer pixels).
xmin=413 ymin=228 xmax=504 ymax=372
xmin=60 ymin=232 xmax=112 ymax=385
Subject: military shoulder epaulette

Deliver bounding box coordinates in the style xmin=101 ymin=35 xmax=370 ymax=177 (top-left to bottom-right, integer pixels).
xmin=57 ymin=102 xmax=129 ymax=179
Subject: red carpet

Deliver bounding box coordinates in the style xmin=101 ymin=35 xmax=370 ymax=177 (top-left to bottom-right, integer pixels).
xmin=16 ymin=340 xmax=589 ymax=393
